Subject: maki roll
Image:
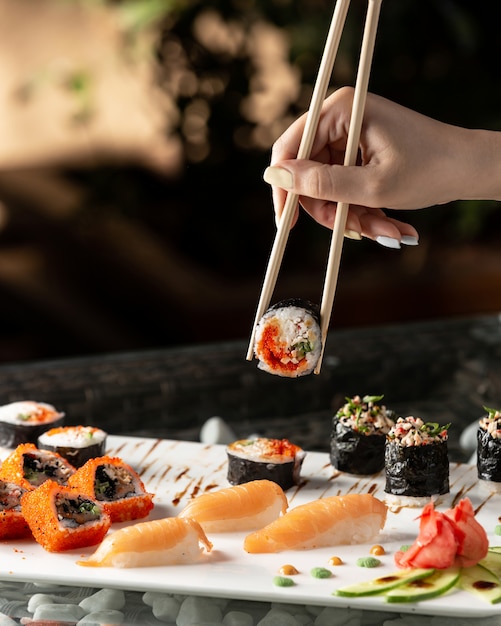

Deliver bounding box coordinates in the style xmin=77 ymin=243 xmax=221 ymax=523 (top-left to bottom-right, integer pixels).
xmin=0 ymin=479 xmax=31 ymax=540
xmin=0 ymin=401 xmax=64 ymax=448
xmin=0 ymin=443 xmax=76 ymax=490
xmin=254 ymin=299 xmax=322 ymax=377
xmin=477 ymin=405 xmax=501 ymax=492
xmin=21 ymin=479 xmax=111 ymax=552
xmin=68 ymin=456 xmax=154 ymax=523
xmin=330 ymin=394 xmax=395 ymax=475
xmin=384 ymin=416 xmax=450 ymax=508
xmin=38 ymin=426 xmax=107 ymax=468
xmin=227 ymin=437 xmax=306 ymax=490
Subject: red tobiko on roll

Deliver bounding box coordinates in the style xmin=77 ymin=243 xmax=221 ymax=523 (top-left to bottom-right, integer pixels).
xmin=395 ymin=497 xmax=488 ymax=570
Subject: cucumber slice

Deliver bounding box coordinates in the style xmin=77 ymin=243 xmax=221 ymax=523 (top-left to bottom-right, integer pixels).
xmin=385 ymin=567 xmax=460 ymax=603
xmin=460 ymin=563 xmax=501 ymax=604
xmin=481 ymin=549 xmax=501 ymax=578
xmin=334 ymin=568 xmax=435 ymax=597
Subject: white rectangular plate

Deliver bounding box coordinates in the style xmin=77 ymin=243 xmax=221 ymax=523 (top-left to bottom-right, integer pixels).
xmin=0 ymin=435 xmax=499 ymax=618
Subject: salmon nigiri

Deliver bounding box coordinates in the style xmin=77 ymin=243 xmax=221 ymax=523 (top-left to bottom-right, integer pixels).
xmin=77 ymin=517 xmax=212 ymax=568
xmin=179 ymin=479 xmax=288 ymax=532
xmin=244 ymin=493 xmax=387 ymax=553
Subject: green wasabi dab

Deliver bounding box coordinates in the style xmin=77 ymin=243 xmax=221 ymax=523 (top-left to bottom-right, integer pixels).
xmin=356 ymin=556 xmax=381 ymax=568
xmin=273 ymin=576 xmax=295 ymax=587
xmin=310 ymin=567 xmax=332 ymax=579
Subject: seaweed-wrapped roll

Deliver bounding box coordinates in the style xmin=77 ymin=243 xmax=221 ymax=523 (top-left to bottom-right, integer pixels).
xmin=227 ymin=438 xmax=306 ymax=490
xmin=21 ymin=480 xmax=111 ymax=552
xmin=330 ymin=395 xmax=395 ymax=475
xmin=477 ymin=405 xmax=501 ymax=493
xmin=0 ymin=401 xmax=64 ymax=448
xmin=384 ymin=416 xmax=450 ymax=508
xmin=38 ymin=426 xmax=107 ymax=468
xmin=0 ymin=443 xmax=76 ymax=490
xmin=254 ymin=299 xmax=322 ymax=377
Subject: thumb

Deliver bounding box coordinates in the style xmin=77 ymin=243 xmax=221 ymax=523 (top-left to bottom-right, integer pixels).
xmin=264 ymin=160 xmax=377 ymax=209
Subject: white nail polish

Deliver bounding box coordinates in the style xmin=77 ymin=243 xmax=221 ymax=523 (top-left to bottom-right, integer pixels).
xmin=401 ymin=236 xmax=419 ymax=246
xmin=376 ymin=236 xmax=401 ymax=249
xmin=263 ymin=166 xmax=294 ymax=189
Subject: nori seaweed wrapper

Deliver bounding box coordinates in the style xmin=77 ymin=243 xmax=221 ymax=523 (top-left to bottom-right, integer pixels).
xmin=477 ymin=428 xmax=501 ymax=482
xmin=330 ymin=417 xmax=386 ymax=474
xmin=384 ymin=441 xmax=450 ymax=497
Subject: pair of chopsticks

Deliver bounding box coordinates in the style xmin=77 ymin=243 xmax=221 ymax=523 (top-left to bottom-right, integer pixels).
xmin=246 ymin=0 xmax=383 ymax=375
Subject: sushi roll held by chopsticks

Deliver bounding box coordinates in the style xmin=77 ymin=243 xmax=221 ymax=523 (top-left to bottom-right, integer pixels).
xmin=253 ymin=299 xmax=322 ymax=378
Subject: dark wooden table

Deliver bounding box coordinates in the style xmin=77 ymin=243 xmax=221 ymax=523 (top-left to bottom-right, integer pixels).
xmin=1 ymin=314 xmax=500 ymax=461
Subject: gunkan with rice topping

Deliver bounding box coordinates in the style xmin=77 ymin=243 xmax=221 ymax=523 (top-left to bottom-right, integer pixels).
xmin=0 ymin=401 xmax=64 ymax=448
xmin=477 ymin=405 xmax=501 ymax=492
xmin=227 ymin=437 xmax=306 ymax=490
xmin=384 ymin=416 xmax=450 ymax=508
xmin=330 ymin=394 xmax=395 ymax=474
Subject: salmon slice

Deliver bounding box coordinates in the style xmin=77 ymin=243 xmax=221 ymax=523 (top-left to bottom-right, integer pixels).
xmin=78 ymin=517 xmax=212 ymax=568
xmin=179 ymin=479 xmax=288 ymax=532
xmin=244 ymin=493 xmax=387 ymax=553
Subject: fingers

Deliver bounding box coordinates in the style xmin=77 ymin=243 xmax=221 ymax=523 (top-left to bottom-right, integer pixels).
xmin=288 ymin=196 xmax=419 ymax=249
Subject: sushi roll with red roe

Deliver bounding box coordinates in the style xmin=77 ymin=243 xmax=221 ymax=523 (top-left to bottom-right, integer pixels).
xmin=21 ymin=479 xmax=111 ymax=552
xmin=38 ymin=425 xmax=107 ymax=468
xmin=227 ymin=437 xmax=306 ymax=490
xmin=0 ymin=479 xmax=31 ymax=540
xmin=0 ymin=443 xmax=76 ymax=491
xmin=0 ymin=401 xmax=64 ymax=448
xmin=254 ymin=299 xmax=322 ymax=377
xmin=330 ymin=394 xmax=395 ymax=475
xmin=384 ymin=416 xmax=450 ymax=508
xmin=68 ymin=456 xmax=154 ymax=523
xmin=477 ymin=405 xmax=501 ymax=493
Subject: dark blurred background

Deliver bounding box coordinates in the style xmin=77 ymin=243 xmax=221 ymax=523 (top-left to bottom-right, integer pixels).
xmin=0 ymin=0 xmax=500 ymax=365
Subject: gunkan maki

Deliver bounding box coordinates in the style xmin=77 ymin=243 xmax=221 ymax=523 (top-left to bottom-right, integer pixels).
xmin=253 ymin=299 xmax=322 ymax=377
xmin=0 ymin=401 xmax=64 ymax=448
xmin=384 ymin=416 xmax=450 ymax=508
xmin=227 ymin=437 xmax=306 ymax=490
xmin=330 ymin=394 xmax=395 ymax=475
xmin=477 ymin=405 xmax=501 ymax=493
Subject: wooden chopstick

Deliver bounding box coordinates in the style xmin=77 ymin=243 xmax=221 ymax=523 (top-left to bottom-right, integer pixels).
xmin=246 ymin=0 xmax=352 ymax=361
xmin=313 ymin=0 xmax=383 ymax=374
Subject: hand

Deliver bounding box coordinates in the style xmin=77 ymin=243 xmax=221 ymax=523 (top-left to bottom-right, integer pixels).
xmin=264 ymin=87 xmax=493 ymax=248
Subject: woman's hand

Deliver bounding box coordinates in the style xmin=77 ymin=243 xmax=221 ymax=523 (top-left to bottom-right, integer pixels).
xmin=264 ymin=87 xmax=501 ymax=248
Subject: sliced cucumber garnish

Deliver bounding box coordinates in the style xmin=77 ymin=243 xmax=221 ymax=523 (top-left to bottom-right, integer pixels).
xmin=334 ymin=568 xmax=435 ymax=597
xmin=460 ymin=563 xmax=501 ymax=604
xmin=385 ymin=567 xmax=460 ymax=603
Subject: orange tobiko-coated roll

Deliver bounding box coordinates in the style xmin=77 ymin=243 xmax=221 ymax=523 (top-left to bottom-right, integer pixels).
xmin=0 ymin=443 xmax=76 ymax=491
xmin=0 ymin=479 xmax=32 ymax=540
xmin=68 ymin=456 xmax=154 ymax=523
xmin=21 ymin=479 xmax=111 ymax=552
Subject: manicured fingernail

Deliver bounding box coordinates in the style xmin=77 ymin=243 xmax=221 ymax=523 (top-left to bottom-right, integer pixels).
xmin=344 ymin=229 xmax=362 ymax=240
xmin=263 ymin=166 xmax=293 ymax=189
xmin=401 ymin=236 xmax=419 ymax=246
xmin=376 ymin=236 xmax=401 ymax=249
